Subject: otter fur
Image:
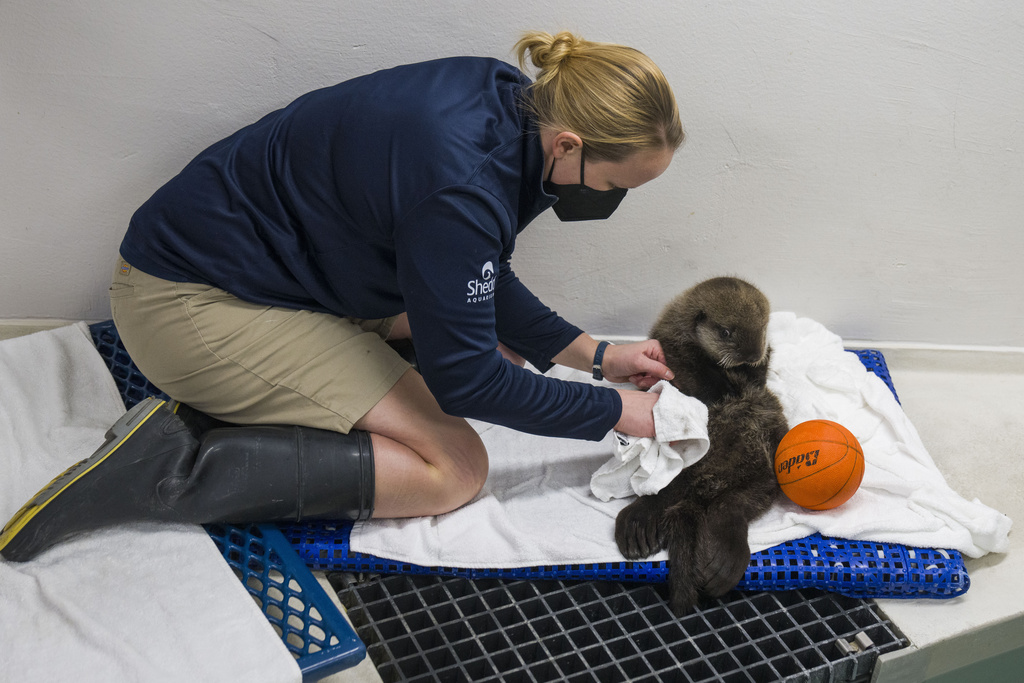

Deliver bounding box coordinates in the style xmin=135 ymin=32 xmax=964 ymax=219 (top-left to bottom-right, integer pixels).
xmin=615 ymin=277 xmax=789 ymax=615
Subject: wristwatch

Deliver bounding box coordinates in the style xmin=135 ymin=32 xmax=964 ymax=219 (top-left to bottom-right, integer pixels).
xmin=592 ymin=341 xmax=611 ymax=381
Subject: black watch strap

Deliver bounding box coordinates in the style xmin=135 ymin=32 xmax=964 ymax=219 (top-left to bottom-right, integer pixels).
xmin=592 ymin=340 xmax=611 ymax=381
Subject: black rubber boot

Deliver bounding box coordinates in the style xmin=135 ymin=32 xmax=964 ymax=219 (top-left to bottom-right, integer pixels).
xmin=0 ymin=397 xmax=375 ymax=562
xmin=161 ymin=424 xmax=375 ymax=524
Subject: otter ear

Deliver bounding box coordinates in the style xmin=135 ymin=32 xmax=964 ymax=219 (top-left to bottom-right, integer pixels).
xmin=693 ymin=310 xmax=707 ymax=326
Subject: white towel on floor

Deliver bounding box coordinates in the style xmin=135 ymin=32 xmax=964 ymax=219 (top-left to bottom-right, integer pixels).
xmin=350 ymin=313 xmax=1011 ymax=568
xmin=590 ymin=380 xmax=709 ymax=501
xmin=0 ymin=323 xmax=300 ymax=683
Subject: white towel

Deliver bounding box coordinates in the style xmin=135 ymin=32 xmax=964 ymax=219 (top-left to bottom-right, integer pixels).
xmin=754 ymin=312 xmax=1013 ymax=556
xmin=0 ymin=324 xmax=300 ymax=683
xmin=590 ymin=380 xmax=709 ymax=501
xmin=350 ymin=313 xmax=1011 ymax=568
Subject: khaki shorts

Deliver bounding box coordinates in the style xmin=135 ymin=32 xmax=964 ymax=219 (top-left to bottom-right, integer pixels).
xmin=109 ymin=258 xmax=410 ymax=433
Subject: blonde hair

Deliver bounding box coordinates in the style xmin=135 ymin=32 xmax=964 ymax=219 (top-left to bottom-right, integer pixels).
xmin=514 ymin=30 xmax=684 ymax=162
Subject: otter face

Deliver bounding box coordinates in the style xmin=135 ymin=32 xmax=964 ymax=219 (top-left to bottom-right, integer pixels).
xmin=694 ymin=315 xmax=767 ymax=367
xmin=689 ymin=278 xmax=771 ymax=368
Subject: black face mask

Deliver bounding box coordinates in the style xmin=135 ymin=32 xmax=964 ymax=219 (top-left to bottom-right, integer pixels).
xmin=543 ymin=147 xmax=628 ymax=222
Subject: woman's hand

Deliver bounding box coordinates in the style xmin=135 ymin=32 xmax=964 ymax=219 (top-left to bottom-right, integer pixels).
xmin=613 ymin=388 xmax=659 ymax=438
xmin=606 ymin=340 xmax=674 ymax=438
xmin=601 ymin=339 xmax=674 ymax=390
xmin=550 ymin=335 xmax=675 ymax=438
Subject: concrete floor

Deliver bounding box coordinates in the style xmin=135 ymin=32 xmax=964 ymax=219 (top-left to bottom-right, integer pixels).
xmin=869 ymin=347 xmax=1024 ymax=682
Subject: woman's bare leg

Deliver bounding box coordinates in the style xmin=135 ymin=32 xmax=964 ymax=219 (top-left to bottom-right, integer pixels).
xmin=355 ymin=368 xmax=488 ymax=518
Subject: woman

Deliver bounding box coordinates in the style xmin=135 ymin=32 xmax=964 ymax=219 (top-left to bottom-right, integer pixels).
xmin=1 ymin=31 xmax=684 ymax=562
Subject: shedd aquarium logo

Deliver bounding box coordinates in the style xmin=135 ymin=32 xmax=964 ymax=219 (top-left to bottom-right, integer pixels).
xmin=466 ymin=261 xmax=495 ymax=303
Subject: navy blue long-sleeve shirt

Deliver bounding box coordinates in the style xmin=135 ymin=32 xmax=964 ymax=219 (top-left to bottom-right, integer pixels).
xmin=120 ymin=56 xmax=622 ymax=440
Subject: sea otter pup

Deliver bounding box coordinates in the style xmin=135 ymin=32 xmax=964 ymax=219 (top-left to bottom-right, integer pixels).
xmin=615 ymin=277 xmax=789 ymax=615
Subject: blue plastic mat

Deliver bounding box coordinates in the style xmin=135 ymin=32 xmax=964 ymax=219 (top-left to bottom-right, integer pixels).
xmin=89 ymin=321 xmax=365 ymax=681
xmin=281 ymin=523 xmax=968 ymax=600
xmin=89 ymin=320 xmax=968 ymax=604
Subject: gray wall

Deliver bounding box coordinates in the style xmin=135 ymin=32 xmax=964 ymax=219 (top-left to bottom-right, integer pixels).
xmin=2 ymin=1 xmax=1022 ymax=347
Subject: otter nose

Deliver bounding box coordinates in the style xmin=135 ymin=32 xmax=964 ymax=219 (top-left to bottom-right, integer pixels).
xmin=740 ymin=338 xmax=766 ymax=364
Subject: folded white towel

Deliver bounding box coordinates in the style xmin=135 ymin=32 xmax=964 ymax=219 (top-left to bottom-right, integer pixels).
xmin=0 ymin=324 xmax=299 ymax=683
xmin=590 ymin=380 xmax=709 ymax=501
xmin=350 ymin=313 xmax=1011 ymax=569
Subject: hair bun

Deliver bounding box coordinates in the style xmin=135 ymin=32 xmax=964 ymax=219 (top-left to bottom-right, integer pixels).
xmin=519 ymin=30 xmax=582 ymax=72
xmin=512 ymin=30 xmax=685 ymax=159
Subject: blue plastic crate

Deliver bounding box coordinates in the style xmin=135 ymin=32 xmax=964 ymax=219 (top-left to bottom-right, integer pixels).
xmin=88 ymin=321 xmax=366 ymax=681
xmin=206 ymin=523 xmax=366 ymax=680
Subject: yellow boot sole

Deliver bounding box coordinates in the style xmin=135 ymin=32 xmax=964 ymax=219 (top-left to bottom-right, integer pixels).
xmin=0 ymin=397 xmax=169 ymax=558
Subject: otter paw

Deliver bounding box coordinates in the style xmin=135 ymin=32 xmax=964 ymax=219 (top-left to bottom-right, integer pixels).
xmin=665 ymin=527 xmax=701 ymax=616
xmin=697 ymin=516 xmax=752 ymax=598
xmin=614 ymin=497 xmax=666 ymax=559
xmin=668 ymin=575 xmax=700 ymax=616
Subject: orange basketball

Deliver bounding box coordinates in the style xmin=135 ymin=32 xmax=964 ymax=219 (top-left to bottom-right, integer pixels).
xmin=774 ymin=419 xmax=864 ymax=511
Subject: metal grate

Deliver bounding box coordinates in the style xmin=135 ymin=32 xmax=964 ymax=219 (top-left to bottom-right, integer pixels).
xmin=333 ymin=573 xmax=907 ymax=682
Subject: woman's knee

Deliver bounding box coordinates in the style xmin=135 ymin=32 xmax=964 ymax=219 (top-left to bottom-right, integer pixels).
xmin=403 ymin=422 xmax=488 ymax=514
xmin=436 ymin=424 xmax=489 ymax=507
xmin=357 ymin=368 xmax=491 ymax=515
xmin=366 ymin=419 xmax=488 ymax=518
